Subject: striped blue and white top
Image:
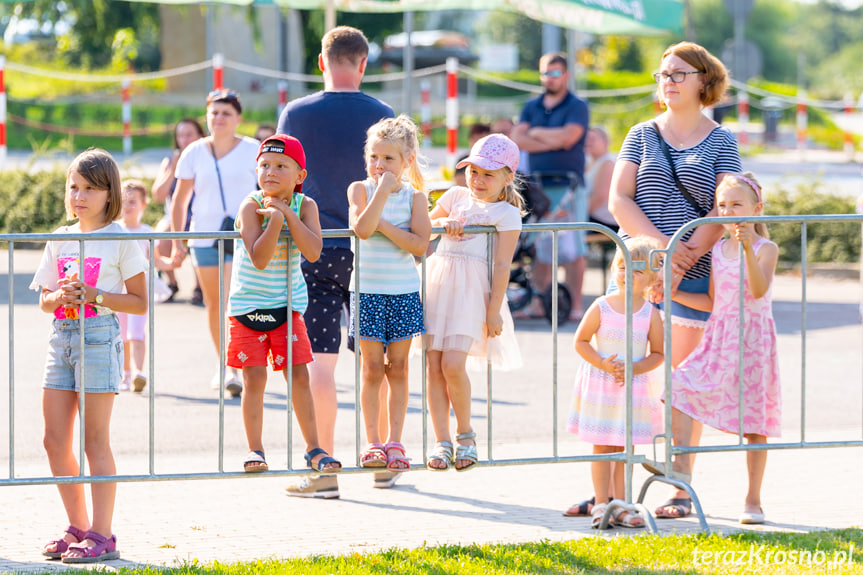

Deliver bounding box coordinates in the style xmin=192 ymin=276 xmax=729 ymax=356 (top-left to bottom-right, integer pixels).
xmin=350 ymin=177 xmax=420 ymax=295
xmin=617 ymin=121 xmax=742 ymax=280
xmin=228 ymin=191 xmax=308 ymax=316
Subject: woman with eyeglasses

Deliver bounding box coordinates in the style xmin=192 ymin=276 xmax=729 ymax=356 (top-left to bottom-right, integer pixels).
xmin=607 ymin=42 xmax=742 ymax=520
xmin=171 ymin=89 xmax=259 ymax=397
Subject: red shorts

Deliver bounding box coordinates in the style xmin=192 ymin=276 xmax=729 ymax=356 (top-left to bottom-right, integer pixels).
xmin=227 ymin=311 xmax=313 ymax=370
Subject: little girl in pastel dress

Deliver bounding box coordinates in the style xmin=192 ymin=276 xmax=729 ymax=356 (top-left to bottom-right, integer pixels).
xmin=667 ymin=172 xmax=780 ymax=525
xmin=566 ymin=236 xmax=664 ymax=528
xmin=424 ymin=134 xmax=524 ymax=472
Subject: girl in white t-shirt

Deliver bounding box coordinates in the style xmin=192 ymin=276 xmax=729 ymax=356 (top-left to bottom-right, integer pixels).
xmin=32 ymin=149 xmax=148 ymax=564
xmin=424 ymin=134 xmax=525 ymax=472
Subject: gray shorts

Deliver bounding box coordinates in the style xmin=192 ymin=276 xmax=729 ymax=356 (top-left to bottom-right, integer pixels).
xmin=535 ymin=184 xmax=588 ymax=263
xmin=43 ymin=314 xmax=123 ymax=394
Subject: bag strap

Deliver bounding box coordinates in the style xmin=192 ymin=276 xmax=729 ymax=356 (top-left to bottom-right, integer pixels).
xmin=208 ymin=140 xmax=229 ymax=218
xmin=650 ymin=121 xmax=708 ymax=217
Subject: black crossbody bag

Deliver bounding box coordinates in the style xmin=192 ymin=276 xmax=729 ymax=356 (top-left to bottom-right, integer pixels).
xmin=650 ymin=121 xmax=709 ymax=218
xmin=209 ymin=141 xmax=235 ymax=255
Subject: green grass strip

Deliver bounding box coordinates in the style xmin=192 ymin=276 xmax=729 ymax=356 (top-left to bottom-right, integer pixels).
xmin=42 ymin=528 xmax=863 ymax=575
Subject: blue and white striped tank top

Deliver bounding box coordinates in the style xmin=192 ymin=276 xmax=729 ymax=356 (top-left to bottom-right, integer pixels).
xmin=350 ymin=177 xmax=420 ymax=295
xmin=228 ymin=191 xmax=308 ymax=315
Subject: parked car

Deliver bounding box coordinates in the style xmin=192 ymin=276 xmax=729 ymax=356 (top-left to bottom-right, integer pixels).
xmin=379 ymin=30 xmax=478 ymax=68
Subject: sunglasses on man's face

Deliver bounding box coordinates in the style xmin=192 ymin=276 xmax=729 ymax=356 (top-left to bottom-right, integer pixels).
xmin=540 ymin=69 xmax=565 ymax=78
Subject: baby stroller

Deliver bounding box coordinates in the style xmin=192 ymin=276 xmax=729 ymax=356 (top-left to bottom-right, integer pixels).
xmin=507 ymin=172 xmax=578 ymax=325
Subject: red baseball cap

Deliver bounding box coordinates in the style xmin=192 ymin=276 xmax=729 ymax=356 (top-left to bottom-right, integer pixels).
xmin=257 ymin=134 xmax=306 ymax=193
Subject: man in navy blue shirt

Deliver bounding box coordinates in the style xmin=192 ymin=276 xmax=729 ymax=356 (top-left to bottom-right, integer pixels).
xmin=511 ymin=52 xmax=589 ymax=322
xmin=278 ymin=26 xmax=394 ymax=499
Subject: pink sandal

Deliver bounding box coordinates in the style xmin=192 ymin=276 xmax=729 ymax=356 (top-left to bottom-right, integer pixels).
xmin=43 ymin=525 xmax=87 ymax=559
xmin=61 ymin=531 xmax=120 ymax=563
xmin=384 ymin=441 xmax=411 ymax=472
xmin=360 ymin=442 xmax=387 ymax=468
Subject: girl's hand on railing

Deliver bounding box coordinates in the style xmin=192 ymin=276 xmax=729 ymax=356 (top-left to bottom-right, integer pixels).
xmin=440 ymin=218 xmax=464 ymax=238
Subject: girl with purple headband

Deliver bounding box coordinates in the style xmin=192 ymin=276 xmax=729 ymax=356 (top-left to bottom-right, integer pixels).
xmin=662 ymin=171 xmax=781 ymax=525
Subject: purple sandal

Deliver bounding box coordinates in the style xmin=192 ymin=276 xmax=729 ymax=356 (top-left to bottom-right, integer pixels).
xmin=61 ymin=531 xmax=120 ymax=564
xmin=42 ymin=525 xmax=87 ymax=559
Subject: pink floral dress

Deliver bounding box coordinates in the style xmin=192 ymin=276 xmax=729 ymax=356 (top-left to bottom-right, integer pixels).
xmin=671 ymin=238 xmax=782 ymax=437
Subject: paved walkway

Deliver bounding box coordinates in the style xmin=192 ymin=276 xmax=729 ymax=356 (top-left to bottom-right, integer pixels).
xmin=1 ymin=203 xmax=862 ymax=571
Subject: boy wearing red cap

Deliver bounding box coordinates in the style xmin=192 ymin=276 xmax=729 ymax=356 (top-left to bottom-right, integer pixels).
xmin=228 ymin=134 xmax=341 ymax=475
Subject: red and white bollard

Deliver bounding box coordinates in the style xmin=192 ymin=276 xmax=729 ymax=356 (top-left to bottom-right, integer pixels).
xmin=445 ymin=57 xmax=458 ymax=177
xmin=122 ymin=77 xmax=132 ymax=157
xmin=278 ymin=80 xmax=288 ymax=119
xmin=213 ymin=53 xmax=224 ymax=91
xmin=796 ymin=90 xmax=808 ymax=155
xmin=844 ymin=92 xmax=855 ymax=161
xmin=420 ymin=79 xmax=431 ymax=148
xmin=0 ymin=56 xmax=6 ymax=168
xmin=737 ymin=90 xmax=749 ymax=148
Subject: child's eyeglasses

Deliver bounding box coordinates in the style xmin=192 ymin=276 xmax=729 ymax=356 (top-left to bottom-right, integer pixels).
xmin=540 ymin=69 xmax=565 ymax=78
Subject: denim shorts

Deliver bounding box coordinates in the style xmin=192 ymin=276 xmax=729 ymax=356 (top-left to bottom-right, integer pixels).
xmin=607 ymin=275 xmax=711 ymax=328
xmin=190 ymin=245 xmax=233 ymax=268
xmin=348 ymin=292 xmax=424 ymax=345
xmin=43 ymin=314 xmax=123 ymax=393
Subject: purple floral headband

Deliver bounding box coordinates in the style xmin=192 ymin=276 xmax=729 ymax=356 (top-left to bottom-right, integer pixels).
xmin=735 ymin=174 xmax=762 ymax=202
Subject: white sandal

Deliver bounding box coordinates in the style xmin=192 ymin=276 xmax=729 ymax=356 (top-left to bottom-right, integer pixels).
xmin=590 ymin=502 xmax=613 ymax=529
xmin=611 ymin=502 xmax=645 ymax=528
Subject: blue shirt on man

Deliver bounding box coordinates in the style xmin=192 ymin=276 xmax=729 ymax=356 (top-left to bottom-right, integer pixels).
xmin=278 ymin=91 xmax=394 ymax=249
xmin=519 ymin=91 xmax=589 ymax=182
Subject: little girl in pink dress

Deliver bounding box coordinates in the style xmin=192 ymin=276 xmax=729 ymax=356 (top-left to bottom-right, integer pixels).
xmin=668 ymin=172 xmax=781 ymax=525
xmin=566 ymin=236 xmax=664 ymax=528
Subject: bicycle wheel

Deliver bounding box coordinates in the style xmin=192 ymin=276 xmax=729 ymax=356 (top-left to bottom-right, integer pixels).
xmin=542 ymin=284 xmax=572 ymax=326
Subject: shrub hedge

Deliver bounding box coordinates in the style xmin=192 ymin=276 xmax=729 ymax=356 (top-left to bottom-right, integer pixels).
xmin=0 ymin=169 xmax=162 ymax=235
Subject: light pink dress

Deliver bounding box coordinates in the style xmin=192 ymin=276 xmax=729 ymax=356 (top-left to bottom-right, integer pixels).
xmin=567 ymin=297 xmax=663 ymax=446
xmin=424 ymin=186 xmax=522 ymax=372
xmin=671 ymin=238 xmax=782 ymax=437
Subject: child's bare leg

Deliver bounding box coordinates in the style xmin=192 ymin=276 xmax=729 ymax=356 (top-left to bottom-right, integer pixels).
xmin=130 ymin=339 xmax=146 ymax=374
xmin=287 ymin=365 xmax=339 ymax=471
xmin=81 ymin=393 xmax=117 ymax=540
xmin=591 ymin=446 xmax=614 ymax=505
xmin=42 ymin=390 xmax=91 ymax=552
xmin=426 ymin=350 xmax=452 ymax=470
xmin=441 ymin=349 xmax=473 ymax=469
xmin=359 ymin=340 xmax=386 ymax=445
xmin=744 ymin=434 xmax=767 ymax=513
xmin=377 ymin=375 xmax=389 ymax=442
xmin=241 ymin=366 xmax=268 ymax=462
xmin=382 ymin=339 xmax=411 ymax=445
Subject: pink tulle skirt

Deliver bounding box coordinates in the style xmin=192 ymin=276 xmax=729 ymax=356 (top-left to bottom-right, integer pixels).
xmin=423 ymin=252 xmax=521 ymax=372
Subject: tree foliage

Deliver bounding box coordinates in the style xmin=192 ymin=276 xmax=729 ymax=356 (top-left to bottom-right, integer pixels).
xmin=4 ymin=0 xmax=160 ymax=70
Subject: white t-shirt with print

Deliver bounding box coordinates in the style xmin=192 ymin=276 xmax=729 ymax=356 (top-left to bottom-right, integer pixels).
xmin=30 ymin=222 xmax=148 ymax=319
xmin=174 ymin=136 xmax=259 ymax=248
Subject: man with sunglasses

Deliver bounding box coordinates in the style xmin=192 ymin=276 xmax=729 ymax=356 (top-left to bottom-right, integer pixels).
xmin=511 ymin=52 xmax=590 ymax=323
xmin=277 ymin=25 xmax=394 ymax=499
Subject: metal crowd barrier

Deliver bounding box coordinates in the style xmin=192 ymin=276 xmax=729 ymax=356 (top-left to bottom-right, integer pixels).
xmin=5 ymin=216 xmax=857 ymax=534
xmin=639 ymin=213 xmax=863 ymax=534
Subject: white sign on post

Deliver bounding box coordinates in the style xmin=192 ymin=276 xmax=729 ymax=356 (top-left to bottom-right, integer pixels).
xmin=479 ymin=44 xmax=518 ymax=73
